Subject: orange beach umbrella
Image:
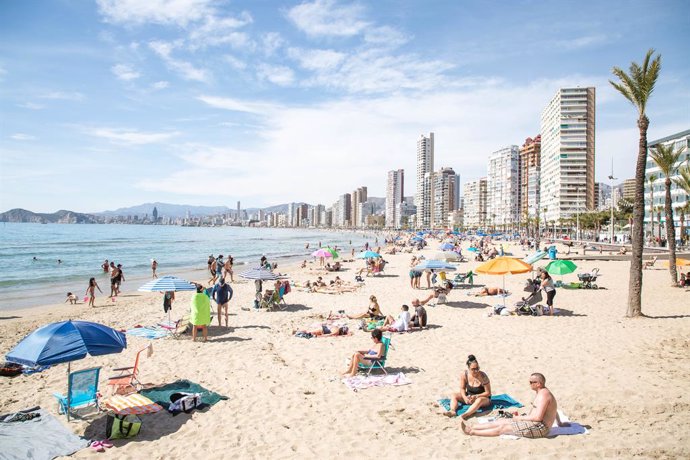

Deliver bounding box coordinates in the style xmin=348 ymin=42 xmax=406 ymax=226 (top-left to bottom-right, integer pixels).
xmin=475 ymin=257 xmax=532 ymax=275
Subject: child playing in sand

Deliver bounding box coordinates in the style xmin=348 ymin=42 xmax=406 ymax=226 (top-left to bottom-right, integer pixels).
xmin=65 ymin=292 xmax=77 ymax=304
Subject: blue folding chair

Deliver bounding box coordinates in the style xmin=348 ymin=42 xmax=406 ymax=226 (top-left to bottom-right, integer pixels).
xmin=53 ymin=367 xmax=101 ymax=420
xmin=358 ymin=336 xmax=391 ymax=376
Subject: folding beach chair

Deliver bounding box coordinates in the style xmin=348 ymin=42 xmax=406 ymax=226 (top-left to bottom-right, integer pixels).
xmin=358 ymin=335 xmax=391 ymax=376
xmin=53 ymin=366 xmax=101 ymax=420
xmin=107 ymin=343 xmax=152 ymax=395
xmin=276 ymin=283 xmax=288 ymax=310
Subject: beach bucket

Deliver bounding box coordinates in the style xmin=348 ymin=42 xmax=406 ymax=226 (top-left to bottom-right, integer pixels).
xmin=83 ymin=296 xmax=89 ymax=302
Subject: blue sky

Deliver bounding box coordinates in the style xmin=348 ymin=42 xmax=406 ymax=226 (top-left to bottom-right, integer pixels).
xmin=1 ymin=0 xmax=688 ymax=213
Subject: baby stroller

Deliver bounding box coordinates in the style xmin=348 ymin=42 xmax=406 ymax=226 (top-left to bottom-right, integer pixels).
xmin=577 ymin=268 xmax=600 ymax=289
xmin=514 ymin=278 xmax=543 ymax=313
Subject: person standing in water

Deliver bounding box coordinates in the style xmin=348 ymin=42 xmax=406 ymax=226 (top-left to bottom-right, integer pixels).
xmin=151 ymin=259 xmax=158 ymax=279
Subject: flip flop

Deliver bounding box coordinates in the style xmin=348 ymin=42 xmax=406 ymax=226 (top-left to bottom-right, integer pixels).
xmin=100 ymin=439 xmax=113 ymax=448
xmin=90 ymin=441 xmax=104 ymax=452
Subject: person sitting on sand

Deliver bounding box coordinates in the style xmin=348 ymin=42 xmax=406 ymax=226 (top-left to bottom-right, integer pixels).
xmin=348 ymin=295 xmax=384 ymax=320
xmin=379 ymin=305 xmax=411 ymax=333
xmin=444 ymin=354 xmax=492 ymax=419
xmin=409 ymin=294 xmax=435 ymax=328
xmin=461 ymin=372 xmax=568 ymax=438
xmin=294 ymin=323 xmax=349 ymax=338
xmin=300 ymin=260 xmax=307 ymax=269
xmin=342 ymin=329 xmax=385 ymax=377
xmin=315 ymin=277 xmax=326 ymax=287
xmin=477 ymin=286 xmax=506 ymax=296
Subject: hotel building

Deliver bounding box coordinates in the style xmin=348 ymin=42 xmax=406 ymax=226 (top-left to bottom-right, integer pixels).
xmin=519 ymin=135 xmax=541 ymax=219
xmin=463 ymin=178 xmax=487 ymax=229
xmin=385 ymin=169 xmax=405 ymax=228
xmin=415 ymin=133 xmax=434 ymax=229
xmin=487 ymin=145 xmax=520 ymax=229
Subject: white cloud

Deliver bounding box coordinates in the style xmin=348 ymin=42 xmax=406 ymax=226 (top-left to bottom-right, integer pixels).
xmin=40 ymin=91 xmax=85 ymax=101
xmin=223 ymin=55 xmax=247 ymax=70
xmin=96 ymin=0 xmax=213 ymax=27
xmin=261 ymin=32 xmax=284 ymax=56
xmin=18 ymin=102 xmax=44 ymax=110
xmin=364 ymin=26 xmax=409 ymax=47
xmin=257 ymin=63 xmax=295 ymax=86
xmin=288 ymin=48 xmax=345 ymax=71
xmin=152 ymin=80 xmax=170 ymax=90
xmin=197 ymin=95 xmax=278 ymax=115
xmin=87 ymin=127 xmax=180 ymax=145
xmin=149 ymin=40 xmax=209 ymax=82
xmin=10 ymin=133 xmax=36 ymax=141
xmin=556 ymin=34 xmax=612 ymax=50
xmin=188 ymin=12 xmax=253 ymax=49
xmin=287 ymin=0 xmax=369 ymax=37
xmin=111 ymin=63 xmax=141 ymax=81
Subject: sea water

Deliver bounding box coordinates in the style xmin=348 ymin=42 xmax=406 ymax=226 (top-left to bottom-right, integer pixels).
xmin=0 ymin=223 xmax=375 ymax=310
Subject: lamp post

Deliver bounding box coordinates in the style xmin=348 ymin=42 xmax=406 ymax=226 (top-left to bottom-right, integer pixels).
xmin=608 ymin=172 xmax=618 ymax=244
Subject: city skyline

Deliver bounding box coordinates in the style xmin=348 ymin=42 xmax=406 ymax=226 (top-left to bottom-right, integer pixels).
xmin=1 ymin=0 xmax=688 ymax=213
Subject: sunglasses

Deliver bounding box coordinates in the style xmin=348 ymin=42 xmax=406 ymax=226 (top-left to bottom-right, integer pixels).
xmin=470 ymin=367 xmax=480 ymax=371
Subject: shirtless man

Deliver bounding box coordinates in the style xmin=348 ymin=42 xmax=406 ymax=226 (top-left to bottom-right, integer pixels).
xmin=461 ymin=372 xmax=568 ymax=438
xmin=477 ymin=286 xmax=506 ymax=296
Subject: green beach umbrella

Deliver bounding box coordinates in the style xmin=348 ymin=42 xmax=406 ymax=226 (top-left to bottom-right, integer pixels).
xmin=544 ymin=260 xmax=577 ymax=276
xmin=327 ymin=247 xmax=339 ymax=259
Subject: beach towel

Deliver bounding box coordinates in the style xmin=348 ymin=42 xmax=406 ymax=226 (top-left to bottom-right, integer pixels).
xmin=101 ymin=393 xmax=163 ymax=415
xmin=190 ymin=293 xmax=211 ymax=326
xmin=140 ymin=379 xmax=228 ymax=410
xmin=0 ymin=406 xmax=89 ymax=460
xmin=438 ymin=393 xmax=523 ymax=416
xmin=342 ymin=372 xmax=411 ymax=391
xmin=494 ymin=411 xmax=588 ymax=439
xmin=126 ymin=327 xmax=168 ymax=339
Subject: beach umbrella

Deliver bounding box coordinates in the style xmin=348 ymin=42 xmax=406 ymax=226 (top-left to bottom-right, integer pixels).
xmin=137 ymin=276 xmax=196 ymax=292
xmin=475 ymin=257 xmax=532 ymax=308
xmin=311 ymin=248 xmax=332 ymax=258
xmin=356 ymin=250 xmax=381 ymax=259
xmin=467 ymin=247 xmax=479 ymax=253
xmin=413 ymin=260 xmax=457 ymax=272
xmin=544 ymin=260 xmax=577 ymax=276
xmin=431 ymin=251 xmax=460 ymax=262
xmin=440 ymin=243 xmax=455 ymax=251
xmin=6 ymin=320 xmax=127 ymax=368
xmin=327 ymin=247 xmax=339 ymax=259
xmin=239 ymin=267 xmax=283 ymax=281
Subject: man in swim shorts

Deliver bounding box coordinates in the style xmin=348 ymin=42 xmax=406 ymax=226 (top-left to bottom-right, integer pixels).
xmin=461 ymin=372 xmax=568 ymax=438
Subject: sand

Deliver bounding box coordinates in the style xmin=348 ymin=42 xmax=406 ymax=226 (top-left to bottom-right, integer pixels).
xmin=1 ymin=242 xmax=689 ymax=459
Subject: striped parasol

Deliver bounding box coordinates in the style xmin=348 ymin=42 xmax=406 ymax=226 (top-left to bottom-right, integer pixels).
xmin=137 ymin=276 xmax=196 ymax=292
xmin=239 ymin=267 xmax=286 ymax=281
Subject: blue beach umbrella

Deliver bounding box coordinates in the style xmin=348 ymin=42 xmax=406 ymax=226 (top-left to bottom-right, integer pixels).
xmin=239 ymin=267 xmax=285 ymax=281
xmin=356 ymin=250 xmax=381 ymax=259
xmin=6 ymin=320 xmax=127 ymax=368
xmin=138 ymin=276 xmax=196 ymax=292
xmin=440 ymin=243 xmax=455 ymax=251
xmin=467 ymin=247 xmax=479 ymax=252
xmin=413 ymin=260 xmax=457 ymax=272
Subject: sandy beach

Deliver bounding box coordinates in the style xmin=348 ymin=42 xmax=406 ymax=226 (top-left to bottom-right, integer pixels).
xmin=1 ymin=241 xmax=689 ymax=459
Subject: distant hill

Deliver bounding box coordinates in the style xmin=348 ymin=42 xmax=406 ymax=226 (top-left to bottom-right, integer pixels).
xmin=0 ymin=208 xmax=99 ymax=224
xmin=97 ymin=202 xmax=232 ymax=218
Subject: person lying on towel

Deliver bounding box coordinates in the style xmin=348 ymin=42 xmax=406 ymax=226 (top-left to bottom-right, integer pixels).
xmin=477 ymin=287 xmax=506 ymax=296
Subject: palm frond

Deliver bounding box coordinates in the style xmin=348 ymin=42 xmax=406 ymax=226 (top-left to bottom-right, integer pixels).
xmin=610 ymin=49 xmax=661 ymax=116
xmin=649 ymin=143 xmax=683 ymax=177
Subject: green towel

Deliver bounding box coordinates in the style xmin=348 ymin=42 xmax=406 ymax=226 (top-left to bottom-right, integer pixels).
xmin=140 ymin=379 xmax=228 ymax=410
xmin=190 ymin=293 xmax=211 ymax=326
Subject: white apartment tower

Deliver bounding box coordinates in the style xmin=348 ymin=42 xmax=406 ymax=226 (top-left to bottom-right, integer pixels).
xmin=463 ymin=178 xmax=487 ymax=229
xmin=386 ymin=169 xmax=405 ymax=228
xmin=487 ymin=145 xmax=520 ymax=229
xmin=432 ymin=167 xmax=458 ymax=228
xmin=540 ymin=87 xmax=596 ymax=223
xmin=415 ymin=132 xmax=434 ymax=229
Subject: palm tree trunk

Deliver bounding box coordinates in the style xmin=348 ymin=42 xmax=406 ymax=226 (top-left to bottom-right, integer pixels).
xmin=665 ymin=178 xmax=678 ymax=285
xmin=650 ymin=184 xmax=654 ymax=241
xmin=627 ymin=115 xmax=649 ymax=317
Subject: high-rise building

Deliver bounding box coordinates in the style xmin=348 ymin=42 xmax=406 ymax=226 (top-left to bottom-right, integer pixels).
xmin=540 ymin=87 xmax=595 ymax=223
xmin=453 ymin=173 xmax=461 ymax=211
xmin=519 ymin=135 xmax=541 ymax=220
xmin=432 ymin=167 xmax=458 ymax=228
xmin=487 ymin=145 xmax=520 ymax=228
xmin=236 ymin=201 xmax=241 ymax=222
xmin=645 ymin=129 xmax=690 ymax=229
xmin=287 ymin=203 xmax=295 ymax=227
xmin=463 ymin=178 xmax=487 ymax=229
xmin=338 ymin=194 xmax=351 ymax=227
xmin=415 ymin=132 xmax=434 ymax=228
xmin=350 ymin=187 xmax=368 ymax=228
xmin=386 ymin=169 xmax=405 ymax=228
xmin=622 ymin=178 xmax=636 ymax=202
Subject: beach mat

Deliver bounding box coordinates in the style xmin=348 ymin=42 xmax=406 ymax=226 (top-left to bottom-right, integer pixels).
xmin=140 ymin=379 xmax=228 ymax=410
xmin=126 ymin=327 xmax=168 ymax=339
xmin=343 ymin=372 xmax=411 ymax=391
xmin=438 ymin=393 xmax=523 ymax=416
xmin=0 ymin=406 xmax=89 ymax=460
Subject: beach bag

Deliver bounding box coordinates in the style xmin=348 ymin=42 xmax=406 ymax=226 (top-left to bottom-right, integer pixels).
xmin=106 ymin=414 xmax=142 ymax=439
xmin=168 ymin=392 xmax=202 ymax=414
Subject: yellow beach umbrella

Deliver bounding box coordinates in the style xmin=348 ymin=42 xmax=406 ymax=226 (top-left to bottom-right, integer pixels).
xmin=475 ymin=257 xmax=532 ymax=307
xmin=475 ymin=256 xmax=532 ymax=275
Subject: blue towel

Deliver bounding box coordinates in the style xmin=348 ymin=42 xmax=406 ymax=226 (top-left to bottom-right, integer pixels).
xmin=126 ymin=327 xmax=168 ymax=339
xmin=438 ymin=393 xmax=523 ymax=416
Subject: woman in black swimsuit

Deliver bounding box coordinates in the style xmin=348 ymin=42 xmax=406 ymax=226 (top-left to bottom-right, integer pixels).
xmin=444 ymin=354 xmax=492 ymax=419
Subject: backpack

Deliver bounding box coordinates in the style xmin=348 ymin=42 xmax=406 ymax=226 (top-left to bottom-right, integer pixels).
xmin=168 ymin=392 xmax=202 ymax=415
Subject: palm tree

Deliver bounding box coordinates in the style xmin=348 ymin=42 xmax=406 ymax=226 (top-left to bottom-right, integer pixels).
xmin=649 ymin=144 xmax=683 ymax=285
xmin=609 ymin=49 xmax=662 ymax=317
xmin=648 ymin=174 xmax=657 ymax=240
xmin=674 ymin=162 xmax=690 ymax=248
